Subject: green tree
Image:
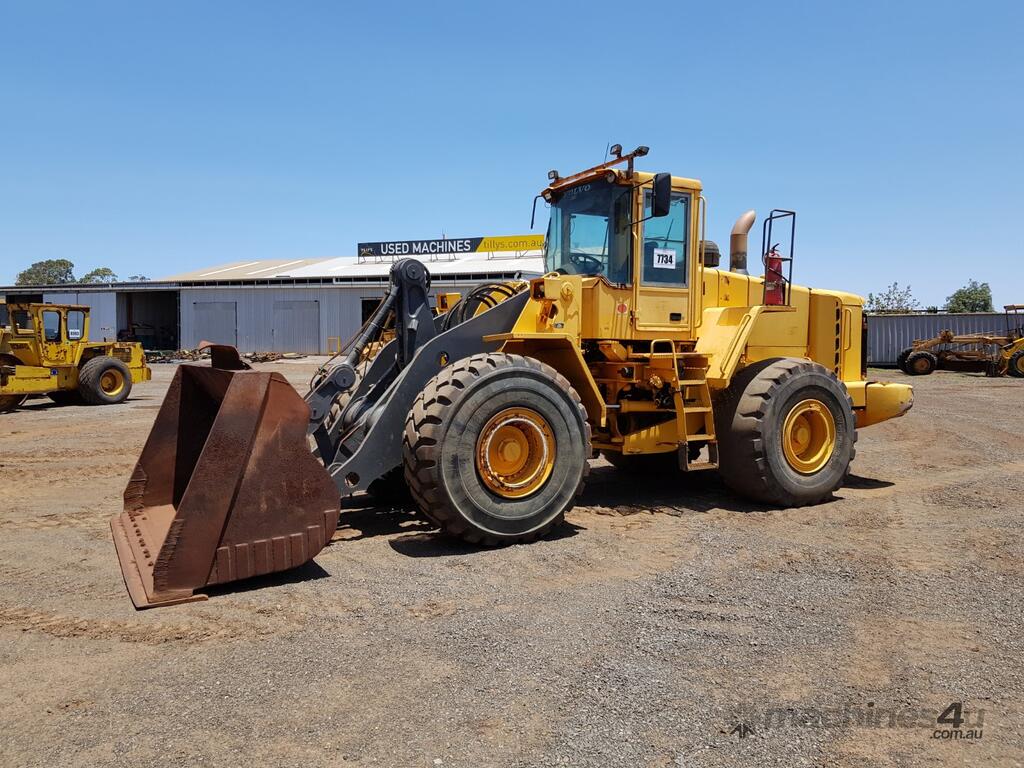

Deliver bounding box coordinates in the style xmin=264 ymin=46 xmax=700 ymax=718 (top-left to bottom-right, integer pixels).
xmin=80 ymin=267 xmax=119 ymax=283
xmin=945 ymin=279 xmax=993 ymax=313
xmin=128 ymin=274 xmax=150 ymax=282
xmin=15 ymin=259 xmax=76 ymax=286
xmin=865 ymin=282 xmax=919 ymax=313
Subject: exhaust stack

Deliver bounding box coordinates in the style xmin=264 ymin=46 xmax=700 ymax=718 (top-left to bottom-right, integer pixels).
xmin=729 ymin=210 xmax=757 ymax=275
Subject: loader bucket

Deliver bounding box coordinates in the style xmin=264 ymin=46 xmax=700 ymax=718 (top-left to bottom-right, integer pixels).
xmin=110 ymin=362 xmax=340 ymax=609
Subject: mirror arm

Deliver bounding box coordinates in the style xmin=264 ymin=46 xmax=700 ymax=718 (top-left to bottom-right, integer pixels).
xmin=530 ymin=194 xmax=543 ymax=229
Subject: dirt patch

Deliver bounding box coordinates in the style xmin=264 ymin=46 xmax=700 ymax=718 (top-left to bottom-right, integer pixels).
xmin=0 ymin=364 xmax=1022 ymax=767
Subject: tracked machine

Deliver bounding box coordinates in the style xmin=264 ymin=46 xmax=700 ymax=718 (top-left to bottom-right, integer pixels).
xmin=111 ymin=146 xmax=914 ymax=608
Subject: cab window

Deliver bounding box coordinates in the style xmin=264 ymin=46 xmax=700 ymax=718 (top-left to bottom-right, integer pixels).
xmin=12 ymin=310 xmax=33 ymax=332
xmin=544 ymin=179 xmax=633 ymax=285
xmin=641 ymin=190 xmax=689 ymax=287
xmin=67 ymin=310 xmax=86 ymax=341
xmin=42 ymin=310 xmax=62 ymax=342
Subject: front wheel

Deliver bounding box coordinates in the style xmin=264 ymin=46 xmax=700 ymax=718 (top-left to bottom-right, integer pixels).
xmin=78 ymin=356 xmax=133 ymax=405
xmin=715 ymin=358 xmax=856 ymax=507
xmin=1007 ymin=350 xmax=1024 ymax=378
xmin=403 ymin=353 xmax=590 ymax=545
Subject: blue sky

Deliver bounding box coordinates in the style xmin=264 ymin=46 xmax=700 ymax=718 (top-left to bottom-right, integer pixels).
xmin=1 ymin=1 xmax=1021 ymax=307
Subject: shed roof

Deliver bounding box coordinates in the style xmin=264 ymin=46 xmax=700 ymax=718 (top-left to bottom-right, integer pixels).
xmin=159 ymin=251 xmax=545 ymax=282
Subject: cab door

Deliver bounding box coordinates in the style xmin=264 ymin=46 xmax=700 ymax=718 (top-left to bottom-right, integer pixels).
xmin=632 ymin=188 xmax=693 ymax=334
xmin=37 ymin=308 xmax=75 ymax=367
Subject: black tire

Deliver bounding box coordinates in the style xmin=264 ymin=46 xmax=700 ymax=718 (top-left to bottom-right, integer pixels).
xmin=904 ymin=351 xmax=937 ymax=376
xmin=326 ymin=373 xmax=361 ymax=433
xmin=896 ymin=348 xmax=914 ymax=374
xmin=403 ymin=353 xmax=590 ymax=545
xmin=0 ymin=354 xmax=27 ymax=412
xmin=1007 ymin=350 xmax=1024 ymax=378
xmin=47 ymin=390 xmax=82 ymax=405
xmin=715 ymin=358 xmax=856 ymax=507
xmin=365 ymin=466 xmax=412 ymax=505
xmin=78 ymin=356 xmax=133 ymax=405
xmin=0 ymin=395 xmax=27 ymax=413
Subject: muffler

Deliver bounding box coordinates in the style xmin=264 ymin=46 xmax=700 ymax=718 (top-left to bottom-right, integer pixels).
xmin=110 ymin=348 xmax=339 ymax=608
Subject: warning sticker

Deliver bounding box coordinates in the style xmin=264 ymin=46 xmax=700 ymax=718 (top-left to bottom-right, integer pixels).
xmin=653 ymin=248 xmax=677 ymax=269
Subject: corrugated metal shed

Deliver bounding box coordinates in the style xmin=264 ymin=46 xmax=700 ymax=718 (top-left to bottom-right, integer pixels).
xmin=3 ymin=248 xmax=546 ymax=354
xmin=178 ymin=279 xmax=513 ymax=353
xmin=867 ymin=312 xmax=1019 ymax=365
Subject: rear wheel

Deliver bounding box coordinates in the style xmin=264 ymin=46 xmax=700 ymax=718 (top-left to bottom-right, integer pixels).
xmin=0 ymin=395 xmax=27 ymax=413
xmin=896 ymin=348 xmax=914 ymax=373
xmin=905 ymin=351 xmax=937 ymax=376
xmin=0 ymin=354 xmax=27 ymax=412
xmin=403 ymin=353 xmax=590 ymax=545
xmin=1008 ymin=350 xmax=1024 ymax=378
xmin=716 ymin=358 xmax=856 ymax=507
xmin=78 ymin=356 xmax=132 ymax=405
xmin=365 ymin=466 xmax=412 ymax=505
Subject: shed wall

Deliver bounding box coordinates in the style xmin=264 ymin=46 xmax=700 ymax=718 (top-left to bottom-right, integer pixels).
xmin=179 ymin=281 xmax=490 ymax=353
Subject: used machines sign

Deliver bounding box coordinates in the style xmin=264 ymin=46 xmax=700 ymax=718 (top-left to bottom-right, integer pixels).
xmin=358 ymin=235 xmax=544 ymax=259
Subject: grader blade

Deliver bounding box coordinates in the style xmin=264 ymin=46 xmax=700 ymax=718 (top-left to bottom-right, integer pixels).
xmin=110 ymin=360 xmax=340 ymax=609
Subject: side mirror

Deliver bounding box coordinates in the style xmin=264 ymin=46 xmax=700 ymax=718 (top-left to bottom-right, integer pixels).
xmin=651 ymin=172 xmax=671 ymax=218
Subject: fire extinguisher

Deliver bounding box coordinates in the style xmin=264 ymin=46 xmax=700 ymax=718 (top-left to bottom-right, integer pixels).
xmin=763 ymin=244 xmax=786 ymax=305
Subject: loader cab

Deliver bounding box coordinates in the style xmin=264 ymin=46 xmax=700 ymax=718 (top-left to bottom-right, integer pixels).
xmin=4 ymin=303 xmax=90 ymax=367
xmin=542 ymin=164 xmax=702 ymax=340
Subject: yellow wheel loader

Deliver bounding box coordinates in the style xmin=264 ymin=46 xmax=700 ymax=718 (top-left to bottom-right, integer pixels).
xmin=111 ymin=146 xmax=914 ymax=608
xmin=0 ymin=301 xmax=151 ymax=412
xmin=896 ymin=305 xmax=1024 ymax=377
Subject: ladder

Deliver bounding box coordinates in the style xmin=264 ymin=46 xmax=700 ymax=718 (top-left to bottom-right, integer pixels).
xmin=650 ymin=343 xmax=719 ymax=472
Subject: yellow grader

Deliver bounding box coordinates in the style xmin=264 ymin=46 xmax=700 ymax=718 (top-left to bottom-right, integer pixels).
xmin=896 ymin=305 xmax=1024 ymax=377
xmin=1 ymin=301 xmax=150 ymax=412
xmin=111 ymin=146 xmax=914 ymax=608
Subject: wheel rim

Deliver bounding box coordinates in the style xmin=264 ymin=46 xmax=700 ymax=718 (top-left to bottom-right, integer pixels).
xmin=781 ymin=399 xmax=837 ymax=475
xmin=912 ymin=357 xmax=931 ymax=374
xmin=1016 ymin=357 xmax=1024 ymax=376
xmin=100 ymin=369 xmax=125 ymax=396
xmin=476 ymin=407 xmax=556 ymax=498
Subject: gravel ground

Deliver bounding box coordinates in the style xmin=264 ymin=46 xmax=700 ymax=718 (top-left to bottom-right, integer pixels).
xmin=0 ymin=362 xmax=1021 ymax=767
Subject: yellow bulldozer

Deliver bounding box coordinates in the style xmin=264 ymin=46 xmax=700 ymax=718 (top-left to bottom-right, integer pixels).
xmin=111 ymin=146 xmax=914 ymax=608
xmin=0 ymin=301 xmax=151 ymax=412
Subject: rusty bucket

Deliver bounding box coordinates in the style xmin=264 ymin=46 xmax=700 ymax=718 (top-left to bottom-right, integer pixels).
xmin=110 ymin=352 xmax=340 ymax=609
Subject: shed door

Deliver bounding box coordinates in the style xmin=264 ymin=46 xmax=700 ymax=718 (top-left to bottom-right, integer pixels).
xmin=272 ymin=300 xmax=320 ymax=354
xmin=192 ymin=301 xmax=237 ymax=347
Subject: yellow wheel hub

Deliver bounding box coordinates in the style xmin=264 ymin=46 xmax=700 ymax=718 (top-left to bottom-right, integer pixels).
xmin=100 ymin=369 xmax=125 ymax=396
xmin=781 ymin=399 xmax=836 ymax=475
xmin=476 ymin=407 xmax=555 ymax=498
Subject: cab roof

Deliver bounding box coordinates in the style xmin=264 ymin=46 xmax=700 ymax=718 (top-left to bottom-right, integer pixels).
xmin=543 ymin=167 xmax=702 ymax=200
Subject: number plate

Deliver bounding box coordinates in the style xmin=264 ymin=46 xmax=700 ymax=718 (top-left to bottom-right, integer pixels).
xmin=653 ymin=248 xmax=676 ymax=269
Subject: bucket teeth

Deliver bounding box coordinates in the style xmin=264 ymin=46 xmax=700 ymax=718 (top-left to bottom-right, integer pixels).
xmin=110 ymin=361 xmax=340 ymax=609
